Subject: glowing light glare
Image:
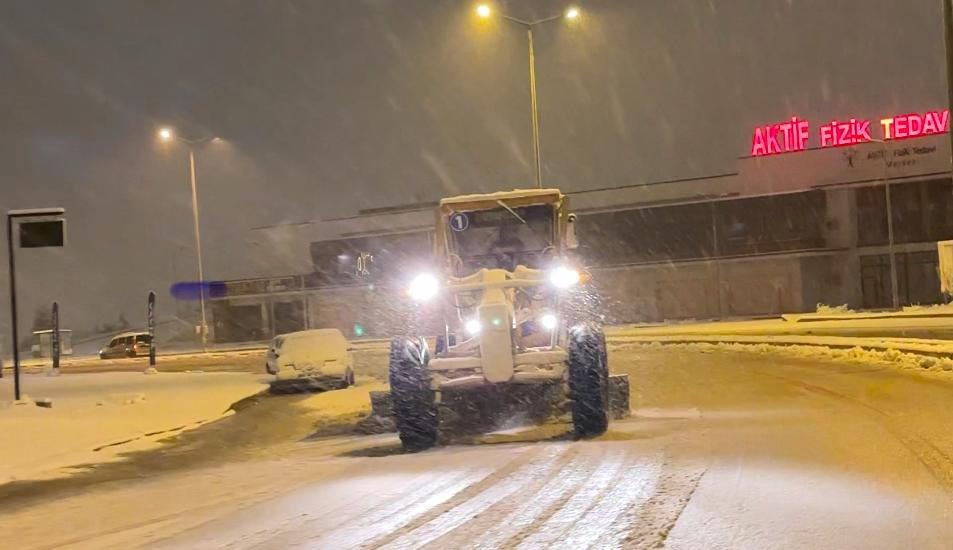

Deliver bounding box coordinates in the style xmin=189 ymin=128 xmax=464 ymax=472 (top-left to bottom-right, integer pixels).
xmin=565 ymin=7 xmax=579 ymax=19
xmin=550 ymin=266 xmax=581 ymax=289
xmin=408 ymin=273 xmax=439 ymax=301
xmin=476 ymin=4 xmax=491 ymax=17
xmin=158 ymin=127 xmax=174 ymax=141
xmin=465 ymin=319 xmax=482 ymax=335
xmin=541 ymin=313 xmax=558 ymax=330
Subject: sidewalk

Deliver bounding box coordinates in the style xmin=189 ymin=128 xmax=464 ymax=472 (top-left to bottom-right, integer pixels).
xmin=0 ymin=371 xmax=267 ymax=483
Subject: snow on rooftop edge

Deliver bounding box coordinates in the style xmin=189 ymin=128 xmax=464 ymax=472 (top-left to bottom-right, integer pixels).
xmin=439 ymin=188 xmax=562 ymax=206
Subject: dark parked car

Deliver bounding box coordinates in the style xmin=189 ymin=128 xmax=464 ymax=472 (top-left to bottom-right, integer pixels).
xmin=99 ymin=331 xmax=152 ymax=359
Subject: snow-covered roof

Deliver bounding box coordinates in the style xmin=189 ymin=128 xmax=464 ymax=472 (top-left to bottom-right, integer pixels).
xmin=8 ymin=207 xmax=65 ymax=217
xmin=110 ymin=330 xmax=150 ymax=339
xmin=439 ymin=188 xmax=563 ymax=210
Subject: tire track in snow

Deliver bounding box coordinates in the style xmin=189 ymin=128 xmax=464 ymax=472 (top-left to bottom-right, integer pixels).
xmin=301 ymin=468 xmax=493 ymax=549
xmin=423 ymin=445 xmax=589 ymax=549
xmin=241 ymin=468 xmax=488 ymax=549
xmin=556 ymin=457 xmax=663 ymax=549
xmin=368 ymin=445 xmax=570 ymax=549
xmin=512 ymin=450 xmax=628 ymax=548
xmin=610 ymin=463 xmax=707 ymax=549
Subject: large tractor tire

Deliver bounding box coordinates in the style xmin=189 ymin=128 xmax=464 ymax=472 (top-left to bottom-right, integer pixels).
xmin=567 ymin=323 xmax=610 ymax=438
xmin=389 ymin=336 xmax=438 ymax=451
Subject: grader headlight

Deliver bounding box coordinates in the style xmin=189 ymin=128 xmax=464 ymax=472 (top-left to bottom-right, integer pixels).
xmin=408 ymin=273 xmax=439 ymax=302
xmin=549 ymin=265 xmax=581 ymax=289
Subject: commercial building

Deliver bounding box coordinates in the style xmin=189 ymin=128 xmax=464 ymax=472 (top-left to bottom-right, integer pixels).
xmin=208 ymin=119 xmax=953 ymax=343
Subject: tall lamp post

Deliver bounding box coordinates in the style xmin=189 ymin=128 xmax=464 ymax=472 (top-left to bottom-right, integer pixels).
xmin=944 ymin=0 xmax=953 ymax=190
xmin=477 ymin=4 xmax=580 ymax=189
xmin=158 ymin=127 xmax=216 ymax=350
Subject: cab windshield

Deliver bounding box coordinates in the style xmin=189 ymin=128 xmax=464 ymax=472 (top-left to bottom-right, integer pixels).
xmin=447 ymin=203 xmax=555 ymax=275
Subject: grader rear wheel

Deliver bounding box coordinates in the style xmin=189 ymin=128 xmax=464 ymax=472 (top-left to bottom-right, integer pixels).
xmin=567 ymin=323 xmax=610 ymax=438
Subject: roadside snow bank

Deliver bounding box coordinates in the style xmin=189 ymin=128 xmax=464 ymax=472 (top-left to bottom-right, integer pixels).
xmin=616 ymin=340 xmax=953 ymax=377
xmin=0 ymin=371 xmax=267 ymax=483
xmin=294 ymin=378 xmax=389 ymax=435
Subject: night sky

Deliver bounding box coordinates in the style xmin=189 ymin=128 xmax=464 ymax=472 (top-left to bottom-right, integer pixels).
xmin=0 ymin=0 xmax=946 ymax=344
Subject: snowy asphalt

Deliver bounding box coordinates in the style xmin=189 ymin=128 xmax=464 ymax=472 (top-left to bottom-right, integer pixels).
xmin=1 ymin=346 xmax=952 ymax=549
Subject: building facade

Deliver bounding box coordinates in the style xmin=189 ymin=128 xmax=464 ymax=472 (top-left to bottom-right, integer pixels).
xmin=208 ymin=130 xmax=953 ymax=343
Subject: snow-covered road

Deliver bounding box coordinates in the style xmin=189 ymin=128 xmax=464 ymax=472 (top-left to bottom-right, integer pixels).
xmin=2 ymin=347 xmax=952 ymax=549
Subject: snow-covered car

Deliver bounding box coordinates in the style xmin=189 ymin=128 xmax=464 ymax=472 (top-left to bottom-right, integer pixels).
xmin=266 ymin=329 xmax=355 ymax=391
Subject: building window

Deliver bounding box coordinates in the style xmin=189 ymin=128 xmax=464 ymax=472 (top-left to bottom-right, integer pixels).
xmin=714 ymin=191 xmax=826 ymax=256
xmin=579 ymin=202 xmax=713 ymax=266
xmin=860 ymin=251 xmax=941 ymax=308
xmin=857 ymin=179 xmax=953 ymax=247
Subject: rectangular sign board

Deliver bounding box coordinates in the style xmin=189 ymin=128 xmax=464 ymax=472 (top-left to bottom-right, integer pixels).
xmin=19 ymin=220 xmax=64 ymax=248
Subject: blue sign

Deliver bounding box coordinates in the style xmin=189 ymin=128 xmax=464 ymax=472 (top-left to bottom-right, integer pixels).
xmin=450 ymin=212 xmax=469 ymax=232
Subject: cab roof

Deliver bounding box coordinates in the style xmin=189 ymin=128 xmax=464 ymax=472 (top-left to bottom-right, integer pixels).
xmin=439 ymin=188 xmax=563 ymax=214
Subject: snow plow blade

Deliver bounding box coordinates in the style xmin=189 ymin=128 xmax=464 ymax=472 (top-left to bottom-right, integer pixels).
xmin=366 ymin=374 xmax=629 ymax=433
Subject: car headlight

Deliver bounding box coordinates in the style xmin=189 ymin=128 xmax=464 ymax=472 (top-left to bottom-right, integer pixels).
xmin=540 ymin=313 xmax=558 ymax=330
xmin=465 ymin=319 xmax=482 ymax=335
xmin=408 ymin=273 xmax=439 ymax=301
xmin=550 ymin=265 xmax=580 ymax=289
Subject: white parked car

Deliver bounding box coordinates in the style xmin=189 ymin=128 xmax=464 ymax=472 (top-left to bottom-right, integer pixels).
xmin=266 ymin=329 xmax=355 ymax=391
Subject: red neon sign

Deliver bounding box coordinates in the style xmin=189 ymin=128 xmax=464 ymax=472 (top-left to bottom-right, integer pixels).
xmin=751 ymin=109 xmax=949 ymax=156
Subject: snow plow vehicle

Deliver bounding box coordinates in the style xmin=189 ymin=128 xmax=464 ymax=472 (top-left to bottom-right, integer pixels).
xmin=389 ymin=188 xmax=622 ymax=450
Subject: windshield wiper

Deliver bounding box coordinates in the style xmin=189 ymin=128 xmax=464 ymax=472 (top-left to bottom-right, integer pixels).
xmin=496 ymin=200 xmax=526 ymax=224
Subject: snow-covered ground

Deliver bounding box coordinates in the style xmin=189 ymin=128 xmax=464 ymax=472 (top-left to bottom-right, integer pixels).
xmin=611 ymin=304 xmax=953 ymax=340
xmin=0 ymin=371 xmax=268 ymax=482
xmin=1 ymin=346 xmax=952 ymax=549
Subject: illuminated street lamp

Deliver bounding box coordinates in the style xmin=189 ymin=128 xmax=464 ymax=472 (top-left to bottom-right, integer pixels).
xmin=157 ymin=127 xmax=217 ymax=350
xmin=476 ymin=4 xmax=581 ymax=189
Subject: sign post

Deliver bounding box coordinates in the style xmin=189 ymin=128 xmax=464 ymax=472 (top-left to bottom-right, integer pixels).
xmin=148 ymin=291 xmax=156 ymax=367
xmin=7 ymin=208 xmax=66 ymax=401
xmin=51 ymin=301 xmax=60 ymax=373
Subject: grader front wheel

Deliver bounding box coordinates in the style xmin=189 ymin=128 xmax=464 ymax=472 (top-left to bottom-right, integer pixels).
xmin=388 ymin=337 xmax=438 ymax=451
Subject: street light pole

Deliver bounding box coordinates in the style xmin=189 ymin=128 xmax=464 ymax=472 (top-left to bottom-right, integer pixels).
xmin=871 ymin=138 xmax=900 ymax=309
xmin=482 ymin=6 xmax=579 ymax=189
xmin=944 ymin=0 xmax=953 ymax=187
xmin=527 ymin=26 xmax=542 ymax=189
xmin=188 ymin=148 xmax=209 ymax=350
xmin=158 ymin=128 xmax=215 ymax=350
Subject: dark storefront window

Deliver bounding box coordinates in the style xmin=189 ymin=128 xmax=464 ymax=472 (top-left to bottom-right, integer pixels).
xmin=579 ymin=190 xmax=826 ymax=267
xmin=309 ymin=232 xmax=432 ymax=285
xmin=714 ymin=191 xmax=826 ymax=256
xmin=860 ymin=251 xmax=941 ymax=309
xmin=211 ymin=302 xmax=265 ymax=343
xmin=579 ymin=202 xmax=713 ymax=266
xmin=857 ymin=179 xmax=953 ymax=246
xmin=273 ymin=300 xmax=305 ymax=335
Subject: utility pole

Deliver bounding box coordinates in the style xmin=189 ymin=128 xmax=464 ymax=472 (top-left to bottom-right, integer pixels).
xmin=477 ymin=5 xmax=581 ymax=189
xmin=944 ymin=0 xmax=953 ymax=184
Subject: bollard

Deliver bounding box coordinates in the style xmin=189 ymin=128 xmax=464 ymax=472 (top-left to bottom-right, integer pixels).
xmin=51 ymin=301 xmax=60 ymax=373
xmin=147 ymin=291 xmax=156 ymax=368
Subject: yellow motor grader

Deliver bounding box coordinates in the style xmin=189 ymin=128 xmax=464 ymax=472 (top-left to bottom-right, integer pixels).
xmin=389 ymin=188 xmax=618 ymax=450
